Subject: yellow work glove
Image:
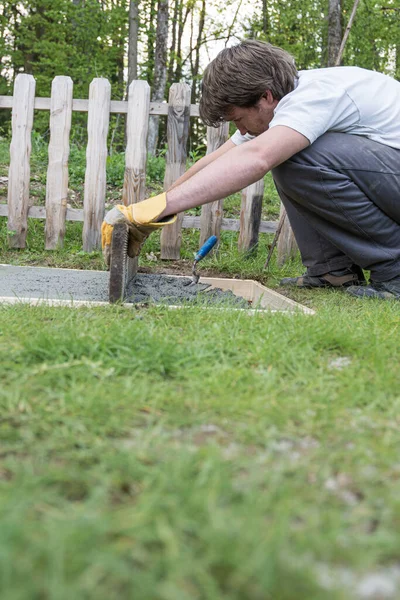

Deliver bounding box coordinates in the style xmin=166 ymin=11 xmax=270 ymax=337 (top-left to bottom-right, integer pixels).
xmin=101 ymin=192 xmax=176 ymax=267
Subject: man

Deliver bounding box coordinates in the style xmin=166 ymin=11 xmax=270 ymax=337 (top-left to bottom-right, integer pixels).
xmin=102 ymin=40 xmax=400 ymax=300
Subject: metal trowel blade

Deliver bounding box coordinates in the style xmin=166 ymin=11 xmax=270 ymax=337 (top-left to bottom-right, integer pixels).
xmin=109 ymin=222 xmax=129 ymax=303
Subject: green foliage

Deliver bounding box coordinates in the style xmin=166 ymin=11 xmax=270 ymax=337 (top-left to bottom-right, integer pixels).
xmin=30 ymin=130 xmax=48 ymax=167
xmin=342 ymin=0 xmax=400 ymax=75
xmin=2 ymin=0 xmax=129 ymax=137
xmin=68 ymin=144 xmax=87 ymax=188
xmin=0 ymin=217 xmax=104 ymax=270
xmin=247 ymin=0 xmax=399 ymax=75
xmin=0 ymin=0 xmax=398 ymax=152
xmin=146 ymin=153 xmax=166 ymax=186
xmin=247 ymin=0 xmax=326 ymax=69
xmin=106 ymin=152 xmax=125 ymax=188
xmin=0 ymin=136 xmax=9 ymax=166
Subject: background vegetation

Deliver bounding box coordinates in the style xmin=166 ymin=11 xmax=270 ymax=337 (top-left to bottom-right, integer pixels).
xmin=0 ymin=0 xmax=399 ymax=150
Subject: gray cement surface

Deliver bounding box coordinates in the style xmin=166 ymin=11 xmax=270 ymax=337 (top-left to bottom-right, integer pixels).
xmin=125 ymin=274 xmax=249 ymax=307
xmin=0 ymin=265 xmax=249 ymax=307
xmin=0 ymin=265 xmax=110 ymax=302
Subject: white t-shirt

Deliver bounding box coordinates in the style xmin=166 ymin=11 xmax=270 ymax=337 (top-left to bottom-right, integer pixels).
xmin=231 ymin=67 xmax=400 ymax=149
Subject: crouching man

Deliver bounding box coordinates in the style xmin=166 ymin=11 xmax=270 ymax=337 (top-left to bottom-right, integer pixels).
xmin=102 ymin=40 xmax=400 ymax=300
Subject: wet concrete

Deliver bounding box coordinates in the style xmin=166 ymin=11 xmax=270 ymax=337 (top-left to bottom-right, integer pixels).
xmin=0 ymin=265 xmax=110 ymax=302
xmin=125 ymin=274 xmax=249 ymax=307
xmin=0 ymin=265 xmax=249 ymax=307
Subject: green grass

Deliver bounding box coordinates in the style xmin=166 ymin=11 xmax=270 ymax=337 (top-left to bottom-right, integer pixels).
xmin=2 ymin=134 xmax=400 ymax=598
xmin=1 ymin=298 xmax=400 ymax=599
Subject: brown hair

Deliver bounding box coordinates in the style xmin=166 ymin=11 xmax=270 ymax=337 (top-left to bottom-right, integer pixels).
xmin=199 ymin=40 xmax=297 ymax=127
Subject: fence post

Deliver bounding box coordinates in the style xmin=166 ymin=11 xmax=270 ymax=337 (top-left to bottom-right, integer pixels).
xmin=199 ymin=123 xmax=230 ymax=247
xmin=123 ymin=79 xmax=150 ymax=279
xmin=45 ymin=76 xmax=73 ymax=249
xmin=160 ymin=83 xmax=191 ymax=259
xmin=238 ymin=178 xmax=264 ymax=253
xmin=7 ymin=74 xmax=36 ymax=248
xmin=83 ymin=78 xmax=111 ymax=251
xmin=276 ymin=203 xmax=298 ymax=265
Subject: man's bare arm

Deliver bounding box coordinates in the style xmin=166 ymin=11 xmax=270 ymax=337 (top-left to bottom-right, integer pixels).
xmin=168 ymin=139 xmax=236 ymax=190
xmin=162 ymin=126 xmax=309 ymax=216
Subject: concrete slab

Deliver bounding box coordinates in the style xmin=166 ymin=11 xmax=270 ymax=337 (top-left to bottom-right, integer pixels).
xmin=0 ymin=264 xmax=315 ymax=314
xmin=0 ymin=264 xmax=109 ymax=302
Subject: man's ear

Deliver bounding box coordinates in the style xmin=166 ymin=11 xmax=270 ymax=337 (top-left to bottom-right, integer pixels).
xmin=263 ymin=90 xmax=274 ymax=104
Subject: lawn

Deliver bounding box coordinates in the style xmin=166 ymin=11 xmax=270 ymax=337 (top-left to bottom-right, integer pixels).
xmin=2 ymin=297 xmax=400 ymax=600
xmin=1 ymin=137 xmax=400 ymax=599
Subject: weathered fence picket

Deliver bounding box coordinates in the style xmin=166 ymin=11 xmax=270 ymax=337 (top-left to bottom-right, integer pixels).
xmin=277 ymin=205 xmax=298 ymax=265
xmin=123 ymin=80 xmax=150 ymax=206
xmin=83 ymin=78 xmax=111 ymax=251
xmin=160 ymin=83 xmax=191 ymax=259
xmin=45 ymin=76 xmax=73 ymax=249
xmin=0 ymin=74 xmax=294 ymax=263
xmin=199 ymin=122 xmax=230 ymax=247
xmin=7 ymin=74 xmax=36 ymax=248
xmin=238 ymin=178 xmax=264 ymax=253
xmin=122 ymin=79 xmax=151 ymax=278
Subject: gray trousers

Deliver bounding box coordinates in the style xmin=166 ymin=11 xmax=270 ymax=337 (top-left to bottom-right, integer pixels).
xmin=272 ymin=133 xmax=400 ymax=282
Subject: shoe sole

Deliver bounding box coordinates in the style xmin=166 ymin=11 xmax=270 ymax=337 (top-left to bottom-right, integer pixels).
xmin=346 ymin=285 xmax=398 ymax=300
xmin=280 ymin=278 xmax=365 ymax=290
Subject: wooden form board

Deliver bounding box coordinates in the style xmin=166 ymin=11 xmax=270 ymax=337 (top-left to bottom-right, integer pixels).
xmin=198 ymin=276 xmax=314 ymax=314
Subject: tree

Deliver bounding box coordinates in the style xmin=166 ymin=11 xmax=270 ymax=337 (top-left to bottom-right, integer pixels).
xmin=328 ymin=0 xmax=342 ymax=65
xmin=147 ymin=0 xmax=169 ymax=155
xmin=248 ymin=0 xmax=326 ymax=69
xmin=340 ymin=0 xmax=399 ymax=76
xmin=128 ymin=0 xmax=139 ymax=84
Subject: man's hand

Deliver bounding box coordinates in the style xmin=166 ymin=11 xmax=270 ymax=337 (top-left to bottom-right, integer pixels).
xmin=101 ymin=192 xmax=176 ymax=267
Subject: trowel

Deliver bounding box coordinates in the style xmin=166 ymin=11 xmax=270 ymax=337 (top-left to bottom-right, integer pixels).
xmin=108 ymin=224 xmax=219 ymax=303
xmin=108 ymin=222 xmax=136 ymax=303
xmin=185 ymin=235 xmax=218 ymax=286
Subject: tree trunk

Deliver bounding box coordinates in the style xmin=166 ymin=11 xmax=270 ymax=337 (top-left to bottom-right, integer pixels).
xmin=190 ymin=0 xmax=205 ymax=104
xmin=147 ymin=0 xmax=169 ymax=155
xmin=147 ymin=0 xmax=157 ymax=85
xmin=189 ymin=0 xmax=206 ymax=145
xmin=174 ymin=1 xmax=190 ymax=82
xmin=167 ymin=0 xmax=179 ymax=87
xmin=262 ymin=0 xmax=269 ymax=35
xmin=114 ymin=4 xmax=125 ymax=93
xmin=328 ymin=0 xmax=342 ymax=66
xmin=128 ymin=0 xmax=139 ymax=84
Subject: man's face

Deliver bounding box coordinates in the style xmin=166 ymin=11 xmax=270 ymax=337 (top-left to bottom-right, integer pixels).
xmin=226 ymin=91 xmax=279 ymax=137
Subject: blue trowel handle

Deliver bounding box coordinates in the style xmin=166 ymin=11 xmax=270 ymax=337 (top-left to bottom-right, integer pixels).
xmin=194 ymin=236 xmax=218 ymax=262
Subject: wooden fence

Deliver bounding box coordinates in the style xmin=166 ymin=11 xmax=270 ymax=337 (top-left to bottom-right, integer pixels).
xmin=0 ymin=74 xmax=297 ymax=262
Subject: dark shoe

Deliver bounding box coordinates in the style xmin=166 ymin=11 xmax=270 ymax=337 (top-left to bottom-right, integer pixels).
xmin=280 ymin=264 xmax=366 ymax=289
xmin=347 ymin=275 xmax=400 ymax=300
